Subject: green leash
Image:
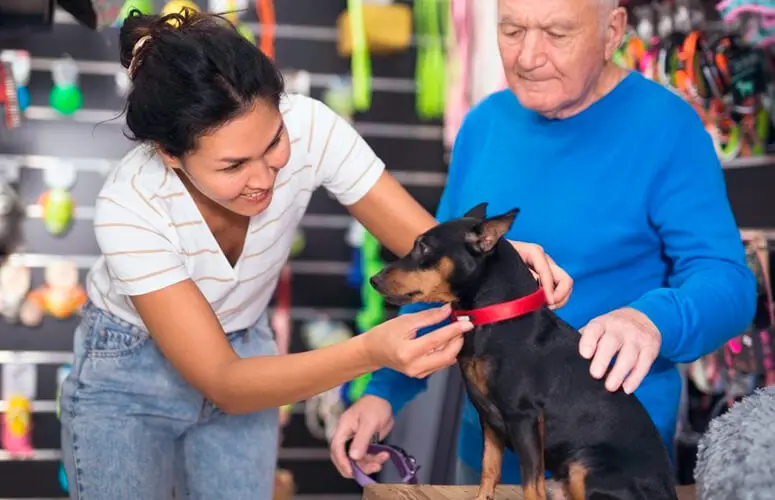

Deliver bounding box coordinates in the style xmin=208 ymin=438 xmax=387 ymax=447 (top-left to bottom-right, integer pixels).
xmin=348 ymin=0 xmax=372 ymax=111
xmin=414 ymin=0 xmax=447 ymax=120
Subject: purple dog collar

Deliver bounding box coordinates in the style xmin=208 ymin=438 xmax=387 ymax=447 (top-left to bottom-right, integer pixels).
xmin=349 ymin=443 xmax=420 ymax=487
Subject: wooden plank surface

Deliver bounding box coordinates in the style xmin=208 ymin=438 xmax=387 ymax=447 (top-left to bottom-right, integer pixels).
xmin=363 ymin=484 xmax=697 ymax=500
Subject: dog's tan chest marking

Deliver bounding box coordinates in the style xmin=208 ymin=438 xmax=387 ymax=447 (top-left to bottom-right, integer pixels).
xmin=461 ymin=356 xmax=491 ymax=397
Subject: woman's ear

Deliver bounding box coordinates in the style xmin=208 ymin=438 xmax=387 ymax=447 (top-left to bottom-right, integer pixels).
xmin=154 ymin=144 xmax=182 ymax=170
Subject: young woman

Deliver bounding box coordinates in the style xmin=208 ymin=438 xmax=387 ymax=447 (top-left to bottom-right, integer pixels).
xmin=59 ymin=10 xmax=572 ymax=499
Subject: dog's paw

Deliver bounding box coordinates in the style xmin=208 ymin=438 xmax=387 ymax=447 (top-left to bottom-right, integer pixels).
xmin=474 ymin=493 xmax=495 ymax=500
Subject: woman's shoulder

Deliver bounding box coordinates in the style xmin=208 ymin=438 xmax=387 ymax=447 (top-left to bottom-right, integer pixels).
xmin=95 ymin=145 xmax=174 ymax=227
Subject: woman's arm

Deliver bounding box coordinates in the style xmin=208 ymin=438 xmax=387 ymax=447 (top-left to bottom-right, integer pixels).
xmin=131 ymin=279 xmax=469 ymax=414
xmin=347 ymin=171 xmax=437 ymax=257
xmin=132 ymin=280 xmax=375 ymax=413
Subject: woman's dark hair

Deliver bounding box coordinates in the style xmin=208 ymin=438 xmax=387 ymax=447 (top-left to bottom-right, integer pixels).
xmin=118 ymin=9 xmax=285 ymax=158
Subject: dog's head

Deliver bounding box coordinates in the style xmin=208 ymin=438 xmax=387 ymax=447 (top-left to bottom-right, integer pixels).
xmin=370 ymin=203 xmax=519 ymax=306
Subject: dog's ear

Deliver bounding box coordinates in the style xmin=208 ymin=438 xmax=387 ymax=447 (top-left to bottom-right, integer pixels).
xmin=467 ymin=208 xmax=520 ymax=254
xmin=464 ymin=202 xmax=488 ymax=219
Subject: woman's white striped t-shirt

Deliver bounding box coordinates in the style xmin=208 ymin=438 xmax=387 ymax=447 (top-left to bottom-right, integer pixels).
xmin=87 ymin=93 xmax=385 ymax=332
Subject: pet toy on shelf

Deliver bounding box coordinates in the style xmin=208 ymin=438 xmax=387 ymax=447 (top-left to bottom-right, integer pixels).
xmin=21 ymin=259 xmax=87 ymax=327
xmin=0 ymin=263 xmax=31 ymax=324
xmin=50 ymin=56 xmax=83 ymax=116
xmin=0 ymin=169 xmax=23 ymax=259
xmin=161 ymin=0 xmax=200 ymax=17
xmin=323 ymin=77 xmax=355 ymax=124
xmin=0 ymin=50 xmax=30 ymax=113
xmin=39 ymin=160 xmax=77 ymax=237
xmin=114 ymin=0 xmax=154 ymax=26
xmin=1 ymin=360 xmax=36 ymax=458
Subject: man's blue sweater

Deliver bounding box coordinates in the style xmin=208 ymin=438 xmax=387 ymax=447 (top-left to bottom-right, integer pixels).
xmin=363 ymin=72 xmax=757 ymax=482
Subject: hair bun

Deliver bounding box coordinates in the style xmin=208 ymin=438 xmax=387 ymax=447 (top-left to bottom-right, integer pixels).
xmin=118 ymin=9 xmax=158 ymax=71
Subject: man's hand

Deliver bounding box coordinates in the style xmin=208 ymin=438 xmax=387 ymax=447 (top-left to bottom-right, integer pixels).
xmin=579 ymin=307 xmax=661 ymax=394
xmin=330 ymin=396 xmax=395 ymax=478
xmin=508 ymin=241 xmax=573 ymax=309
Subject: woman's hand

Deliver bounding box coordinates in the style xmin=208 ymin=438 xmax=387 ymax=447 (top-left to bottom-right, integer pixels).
xmin=361 ymin=304 xmax=473 ymax=378
xmin=508 ymin=241 xmax=573 ymax=309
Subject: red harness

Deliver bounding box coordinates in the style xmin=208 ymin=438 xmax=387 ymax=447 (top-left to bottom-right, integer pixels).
xmin=450 ymin=288 xmax=547 ymax=326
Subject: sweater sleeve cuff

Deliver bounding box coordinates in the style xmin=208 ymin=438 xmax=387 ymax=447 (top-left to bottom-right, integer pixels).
xmin=628 ymin=288 xmax=683 ymax=360
xmin=362 ymin=368 xmax=426 ymax=414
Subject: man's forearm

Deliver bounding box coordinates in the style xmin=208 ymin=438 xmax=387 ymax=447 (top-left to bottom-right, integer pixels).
xmin=630 ymin=261 xmax=757 ymax=363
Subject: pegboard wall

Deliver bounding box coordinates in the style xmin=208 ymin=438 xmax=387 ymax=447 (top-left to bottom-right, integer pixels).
xmin=0 ymin=0 xmax=446 ymax=498
xmin=1 ymin=1 xmax=775 ymax=499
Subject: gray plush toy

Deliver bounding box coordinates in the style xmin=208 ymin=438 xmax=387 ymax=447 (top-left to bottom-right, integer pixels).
xmin=0 ymin=178 xmax=22 ymax=261
xmin=695 ymin=386 xmax=775 ymax=500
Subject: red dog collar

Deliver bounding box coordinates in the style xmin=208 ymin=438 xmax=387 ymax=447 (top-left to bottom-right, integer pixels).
xmin=450 ymin=289 xmax=547 ymax=326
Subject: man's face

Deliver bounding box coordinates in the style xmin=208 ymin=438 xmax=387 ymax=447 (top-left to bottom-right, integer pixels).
xmin=497 ymin=0 xmax=618 ymax=117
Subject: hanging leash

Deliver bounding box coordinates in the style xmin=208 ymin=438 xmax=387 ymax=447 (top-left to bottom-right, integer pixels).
xmin=256 ymin=0 xmax=275 ymax=60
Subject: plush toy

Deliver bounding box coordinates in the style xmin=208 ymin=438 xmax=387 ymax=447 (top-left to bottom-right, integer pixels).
xmin=695 ymin=386 xmax=775 ymax=499
xmin=0 ymin=176 xmax=23 ymax=259
xmin=21 ymin=259 xmax=86 ymax=326
xmin=0 ymin=263 xmax=31 ymax=324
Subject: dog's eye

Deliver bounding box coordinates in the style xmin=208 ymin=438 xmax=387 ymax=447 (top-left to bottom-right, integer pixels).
xmin=417 ymin=240 xmax=431 ymax=257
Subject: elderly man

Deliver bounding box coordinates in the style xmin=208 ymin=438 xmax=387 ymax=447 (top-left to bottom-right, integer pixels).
xmin=330 ymin=0 xmax=757 ymax=486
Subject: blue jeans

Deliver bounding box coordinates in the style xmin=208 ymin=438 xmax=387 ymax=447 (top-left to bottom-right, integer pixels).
xmin=60 ymin=301 xmax=280 ymax=499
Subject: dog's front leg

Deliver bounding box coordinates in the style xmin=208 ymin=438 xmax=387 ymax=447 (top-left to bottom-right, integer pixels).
xmin=475 ymin=423 xmax=504 ymax=500
xmin=508 ymin=411 xmax=547 ymax=500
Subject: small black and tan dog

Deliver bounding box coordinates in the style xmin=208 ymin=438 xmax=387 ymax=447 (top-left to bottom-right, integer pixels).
xmin=369 ymin=203 xmax=678 ymax=500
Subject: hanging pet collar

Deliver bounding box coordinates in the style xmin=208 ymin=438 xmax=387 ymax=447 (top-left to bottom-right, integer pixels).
xmin=414 ymin=0 xmax=447 ymax=120
xmin=255 ymin=0 xmax=276 ymax=60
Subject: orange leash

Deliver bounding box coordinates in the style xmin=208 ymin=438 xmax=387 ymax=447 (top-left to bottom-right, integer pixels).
xmin=256 ymin=0 xmax=275 ymax=60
